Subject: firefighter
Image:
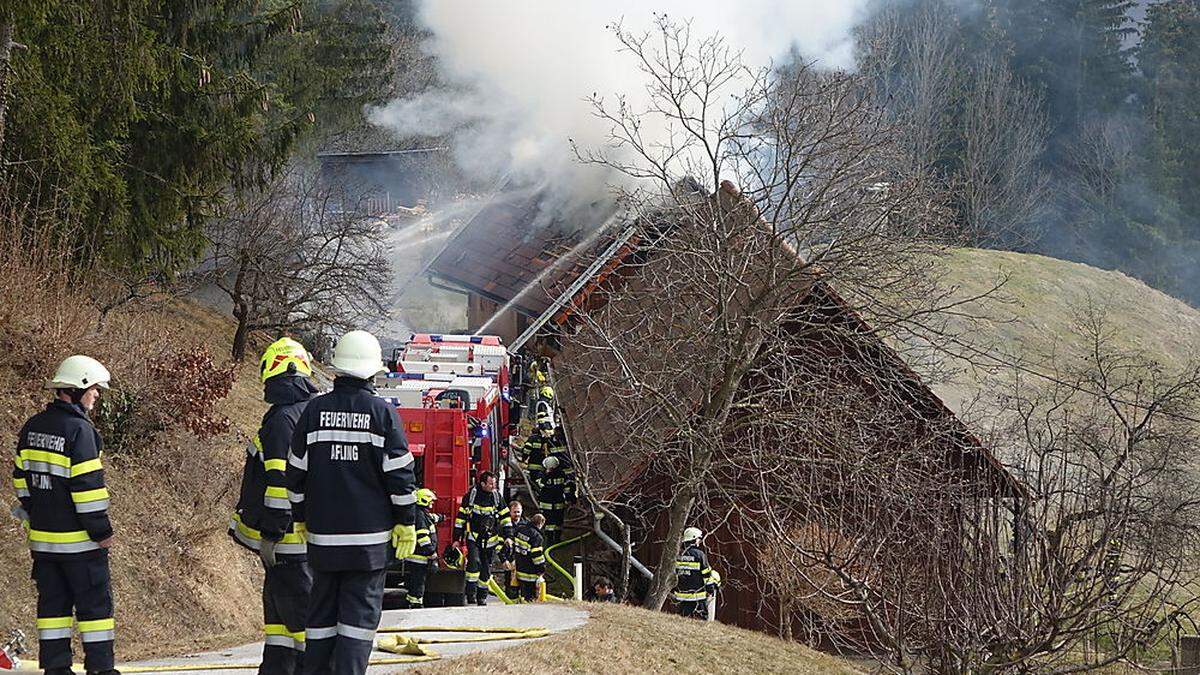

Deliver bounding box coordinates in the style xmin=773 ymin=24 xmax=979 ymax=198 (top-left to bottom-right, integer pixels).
xmin=533 ymin=386 xmax=556 ymax=438
xmin=536 ymin=456 xmax=572 ymax=546
xmin=403 ymin=488 xmax=439 ymax=609
xmin=547 ymin=426 xmax=576 ymax=482
xmin=229 ymin=338 xmax=317 ymax=674
xmin=521 ymin=434 xmax=548 ymax=488
xmin=673 ymin=527 xmax=716 ymax=619
xmin=513 ymin=513 xmax=546 ymax=602
xmin=499 ymin=500 xmax=525 ymax=591
xmin=286 ymin=330 xmax=417 ymax=675
xmin=13 ymin=356 xmax=117 ymax=675
xmin=451 ymin=471 xmax=509 ymax=606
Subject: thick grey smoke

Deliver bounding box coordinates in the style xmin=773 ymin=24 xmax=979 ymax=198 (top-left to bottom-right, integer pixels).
xmin=368 ymin=1 xmax=874 ymax=197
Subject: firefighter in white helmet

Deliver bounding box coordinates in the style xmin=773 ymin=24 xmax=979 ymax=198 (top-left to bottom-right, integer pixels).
xmin=229 ymin=337 xmax=317 ymax=674
xmin=14 ymin=356 xmax=118 ymax=674
xmin=535 ymin=455 xmax=572 ymax=546
xmin=287 ymin=330 xmax=416 ymax=674
xmin=673 ymin=527 xmax=716 ymax=619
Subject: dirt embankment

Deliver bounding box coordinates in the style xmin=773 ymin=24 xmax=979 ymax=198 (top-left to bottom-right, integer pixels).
xmin=0 ymin=228 xmax=270 ymax=659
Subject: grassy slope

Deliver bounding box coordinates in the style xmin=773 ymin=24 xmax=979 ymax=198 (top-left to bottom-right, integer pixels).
xmin=411 ymin=602 xmax=861 ymax=675
xmin=919 ymin=248 xmax=1200 ymax=418
xmin=0 ymin=298 xmax=267 ymax=660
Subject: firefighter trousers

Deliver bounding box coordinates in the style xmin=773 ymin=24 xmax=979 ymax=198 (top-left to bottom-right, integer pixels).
xmin=303 ymin=568 xmax=385 ymax=675
xmin=32 ymin=552 xmax=115 ymax=673
xmin=404 ymin=560 xmax=430 ymax=607
xmin=465 ymin=540 xmax=495 ymax=602
xmin=262 ymin=561 xmax=312 ymax=675
xmin=518 ymin=581 xmax=539 ymax=602
xmin=539 ymin=503 xmax=565 ymax=546
xmin=678 ymin=599 xmax=706 ymax=619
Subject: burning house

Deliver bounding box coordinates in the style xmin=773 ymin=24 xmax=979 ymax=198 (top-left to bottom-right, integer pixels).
xmin=426 ymin=183 xmax=1025 ymax=650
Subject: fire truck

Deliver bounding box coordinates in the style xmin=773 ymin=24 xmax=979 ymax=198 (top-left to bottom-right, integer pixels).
xmin=375 ymin=333 xmax=516 ymax=606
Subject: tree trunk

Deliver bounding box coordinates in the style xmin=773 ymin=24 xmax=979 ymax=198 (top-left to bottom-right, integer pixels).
xmin=232 ymin=307 xmax=250 ymax=362
xmin=642 ymin=486 xmax=696 ymax=610
xmin=0 ymin=15 xmax=25 ymax=161
xmin=230 ymin=256 xmax=251 ymax=361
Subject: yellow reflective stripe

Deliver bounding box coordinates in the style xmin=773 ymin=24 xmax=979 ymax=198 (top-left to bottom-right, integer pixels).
xmin=71 ymin=487 xmax=109 ymax=503
xmin=37 ymin=617 xmax=73 ymax=629
xmin=265 ymin=486 xmax=288 ymax=499
xmin=21 ymin=449 xmax=71 ymax=468
xmin=71 ymin=458 xmax=103 ymax=477
xmin=28 ymin=529 xmax=91 ymax=543
xmin=253 ymin=435 xmax=264 ymax=454
xmin=13 ymin=455 xmax=22 ymax=469
xmin=264 ymin=458 xmax=287 ymax=472
xmin=13 ymin=477 xmax=27 ymax=489
xmin=264 ymin=624 xmax=304 ymax=639
xmin=231 ymin=514 xmax=306 ymax=545
xmin=77 ymin=618 xmax=114 ymax=632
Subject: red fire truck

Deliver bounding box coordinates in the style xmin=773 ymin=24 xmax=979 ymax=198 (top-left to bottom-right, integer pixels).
xmin=376 ymin=333 xmax=515 ymax=606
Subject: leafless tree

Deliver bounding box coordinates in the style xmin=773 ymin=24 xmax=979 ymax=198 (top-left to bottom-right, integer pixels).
xmin=556 ymin=16 xmax=967 ymax=611
xmin=858 ymin=1 xmax=963 ymax=177
xmin=198 ymin=163 xmax=388 ymax=360
xmin=957 ymin=55 xmax=1050 ymax=247
xmin=728 ymin=304 xmax=1200 ymax=673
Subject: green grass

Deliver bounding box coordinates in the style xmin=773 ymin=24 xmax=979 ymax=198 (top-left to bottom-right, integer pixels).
xmin=916 ymin=248 xmax=1200 ymax=416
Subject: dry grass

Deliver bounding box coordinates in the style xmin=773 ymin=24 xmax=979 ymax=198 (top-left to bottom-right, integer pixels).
xmin=913 ymin=248 xmax=1200 ymax=418
xmin=410 ymin=602 xmax=861 ymax=675
xmin=0 ymin=216 xmax=272 ymax=659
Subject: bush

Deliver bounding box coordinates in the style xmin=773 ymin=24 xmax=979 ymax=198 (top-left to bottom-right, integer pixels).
xmin=146 ymin=349 xmax=236 ymax=439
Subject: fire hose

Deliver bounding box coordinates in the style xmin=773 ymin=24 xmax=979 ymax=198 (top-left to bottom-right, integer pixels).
xmin=8 ymin=625 xmax=552 ymax=673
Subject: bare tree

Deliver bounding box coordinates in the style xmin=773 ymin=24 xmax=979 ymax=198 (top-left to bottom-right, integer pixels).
xmin=730 ymin=304 xmax=1200 ymax=673
xmin=858 ymin=1 xmax=963 ymax=177
xmin=199 ymin=163 xmax=389 ymax=360
xmin=557 ymin=16 xmax=962 ymax=611
xmin=957 ymin=55 xmax=1050 ymax=247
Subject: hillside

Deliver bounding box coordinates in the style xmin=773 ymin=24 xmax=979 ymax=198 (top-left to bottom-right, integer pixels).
xmin=410 ymin=602 xmax=861 ymax=675
xmin=912 ymin=248 xmax=1200 ymax=421
xmin=0 ymin=241 xmax=269 ymax=661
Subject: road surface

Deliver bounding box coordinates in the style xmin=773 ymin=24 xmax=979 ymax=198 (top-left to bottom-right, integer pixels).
xmin=120 ymin=603 xmax=587 ymax=674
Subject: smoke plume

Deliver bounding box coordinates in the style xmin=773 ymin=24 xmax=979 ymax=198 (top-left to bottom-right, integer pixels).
xmin=368 ymin=1 xmax=874 ymax=198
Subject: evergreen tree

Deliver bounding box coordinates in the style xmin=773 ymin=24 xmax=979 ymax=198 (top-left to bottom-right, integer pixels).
xmin=1140 ymin=0 xmax=1200 ymax=227
xmin=4 ymin=0 xmax=392 ymax=275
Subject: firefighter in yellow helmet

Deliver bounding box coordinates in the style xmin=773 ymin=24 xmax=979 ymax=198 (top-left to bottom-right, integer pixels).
xmin=402 ymin=488 xmax=439 ymax=608
xmin=229 ymin=337 xmax=317 ymax=674
xmin=534 ymin=386 xmax=556 ymax=438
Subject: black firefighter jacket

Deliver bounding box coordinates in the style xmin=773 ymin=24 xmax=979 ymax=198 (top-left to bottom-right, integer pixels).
xmin=13 ymin=400 xmax=113 ymax=560
xmin=287 ymin=377 xmax=415 ymax=572
xmin=230 ymin=375 xmax=316 ymax=562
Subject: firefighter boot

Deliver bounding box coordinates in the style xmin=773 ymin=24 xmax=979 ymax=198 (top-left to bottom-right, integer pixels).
xmin=475 ymin=586 xmax=488 ymax=606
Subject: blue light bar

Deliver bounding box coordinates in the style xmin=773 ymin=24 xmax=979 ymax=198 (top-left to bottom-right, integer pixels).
xmin=470 ymin=336 xmax=482 ymax=344
xmin=431 ymin=335 xmax=444 ymax=342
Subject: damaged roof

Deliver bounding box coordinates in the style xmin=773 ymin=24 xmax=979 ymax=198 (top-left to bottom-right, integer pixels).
xmin=426 ymin=188 xmax=622 ymax=319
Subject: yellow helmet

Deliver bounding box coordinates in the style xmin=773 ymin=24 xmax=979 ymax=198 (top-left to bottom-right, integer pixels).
xmin=415 ymin=488 xmax=437 ymax=507
xmin=259 ymin=337 xmax=313 ymax=383
xmin=539 ymin=386 xmax=555 ymax=400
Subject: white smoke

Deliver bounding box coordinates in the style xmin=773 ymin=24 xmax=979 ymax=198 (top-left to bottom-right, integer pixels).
xmin=368 ymin=1 xmax=873 ymax=198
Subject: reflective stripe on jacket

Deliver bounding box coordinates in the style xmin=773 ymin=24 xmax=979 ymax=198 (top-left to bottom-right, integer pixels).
xmin=13 ymin=401 xmax=111 ymax=560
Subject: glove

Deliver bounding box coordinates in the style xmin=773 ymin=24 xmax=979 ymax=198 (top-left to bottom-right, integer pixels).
xmin=11 ymin=505 xmax=29 ymax=533
xmin=259 ymin=538 xmax=278 ymax=568
xmin=392 ymin=524 xmax=417 ymax=561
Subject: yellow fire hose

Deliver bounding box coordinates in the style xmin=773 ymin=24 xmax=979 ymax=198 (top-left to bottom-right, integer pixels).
xmin=17 ymin=624 xmax=550 ymax=673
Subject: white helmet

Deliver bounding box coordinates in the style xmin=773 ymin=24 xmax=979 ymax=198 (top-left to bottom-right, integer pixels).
xmin=45 ymin=355 xmax=111 ymax=390
xmin=330 ymin=330 xmax=385 ymax=379
xmin=542 ymin=455 xmax=560 ymax=470
xmin=682 ymin=527 xmax=703 ymax=543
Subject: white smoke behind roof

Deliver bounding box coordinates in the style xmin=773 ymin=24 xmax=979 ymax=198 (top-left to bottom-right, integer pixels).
xmin=368 ymin=1 xmax=872 ymax=199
